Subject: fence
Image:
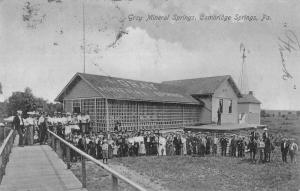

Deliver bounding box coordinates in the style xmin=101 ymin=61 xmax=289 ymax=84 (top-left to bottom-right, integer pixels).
xmin=0 ymin=129 xmax=15 ymax=183
xmin=47 ymin=129 xmax=147 ymax=191
xmin=0 ymin=127 xmax=12 ymax=144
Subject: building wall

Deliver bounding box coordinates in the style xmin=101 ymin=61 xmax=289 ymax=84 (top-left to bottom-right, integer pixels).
xmin=64 ymin=98 xmax=202 ymax=132
xmin=249 ymin=104 xmax=260 ymax=113
xmin=64 ymin=98 xmax=100 ymax=129
xmin=238 ymin=104 xmax=249 ymax=113
xmin=64 ymin=78 xmax=99 ymax=100
xmin=211 ymin=80 xmax=239 ymax=124
xmin=107 ymin=100 xmax=202 ymax=132
xmin=197 ymin=97 xmax=212 ymax=124
xmin=238 ymin=103 xmax=260 ymax=124
xmin=63 ymin=100 xmax=73 ymax=113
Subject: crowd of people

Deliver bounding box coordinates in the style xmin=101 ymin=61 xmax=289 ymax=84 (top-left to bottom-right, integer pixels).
xmin=11 ymin=110 xmax=298 ymax=165
xmin=12 ymin=110 xmax=90 ymax=146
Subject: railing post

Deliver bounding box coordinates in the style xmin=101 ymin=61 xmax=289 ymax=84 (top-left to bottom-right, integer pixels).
xmin=2 ymin=148 xmax=6 ymax=176
xmin=52 ymin=135 xmax=55 ymax=151
xmin=0 ymin=130 xmax=17 ymax=185
xmin=0 ymin=155 xmax=3 ymax=177
xmin=112 ymin=175 xmax=118 ymax=191
xmin=3 ymin=128 xmax=6 ymax=141
xmin=81 ymin=156 xmax=86 ymax=188
xmin=57 ymin=140 xmax=61 ymax=158
xmin=0 ymin=155 xmax=3 ymax=182
xmin=55 ymin=139 xmax=58 ymax=153
xmin=66 ymin=147 xmax=71 ymax=169
xmin=47 ymin=131 xmax=50 ymax=145
xmin=47 ymin=130 xmax=147 ymax=191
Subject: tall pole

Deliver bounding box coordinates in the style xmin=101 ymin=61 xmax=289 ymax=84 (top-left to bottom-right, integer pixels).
xmin=82 ymin=1 xmax=86 ymax=73
xmin=105 ymin=98 xmax=109 ymax=132
xmin=239 ymin=43 xmax=247 ymax=94
xmin=241 ymin=47 xmax=245 ymax=92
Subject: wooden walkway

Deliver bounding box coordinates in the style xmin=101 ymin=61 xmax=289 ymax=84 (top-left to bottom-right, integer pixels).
xmin=0 ymin=142 xmax=87 ymax=191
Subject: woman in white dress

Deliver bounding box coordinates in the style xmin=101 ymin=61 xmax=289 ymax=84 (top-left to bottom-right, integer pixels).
xmin=139 ymin=141 xmax=146 ymax=156
xmin=181 ymin=135 xmax=187 ymax=156
xmin=158 ymin=136 xmax=166 ymax=156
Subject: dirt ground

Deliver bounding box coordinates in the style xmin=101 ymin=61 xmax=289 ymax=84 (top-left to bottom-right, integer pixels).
xmin=70 ymin=116 xmax=300 ymax=191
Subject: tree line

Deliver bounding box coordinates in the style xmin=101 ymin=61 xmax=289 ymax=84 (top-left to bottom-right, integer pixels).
xmin=0 ymin=86 xmax=62 ymax=119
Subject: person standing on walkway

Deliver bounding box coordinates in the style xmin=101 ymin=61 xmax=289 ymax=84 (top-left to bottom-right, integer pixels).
xmin=13 ymin=110 xmax=25 ymax=147
xmin=38 ymin=113 xmax=47 ymax=145
xmin=25 ymin=112 xmax=35 ymax=145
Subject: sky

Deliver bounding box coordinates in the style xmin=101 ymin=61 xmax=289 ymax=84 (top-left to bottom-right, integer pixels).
xmin=0 ymin=0 xmax=300 ymax=110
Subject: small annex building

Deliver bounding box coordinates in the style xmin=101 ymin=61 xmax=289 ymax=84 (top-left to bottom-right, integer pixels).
xmin=55 ymin=73 xmax=258 ymax=132
xmin=238 ymin=91 xmax=261 ymax=125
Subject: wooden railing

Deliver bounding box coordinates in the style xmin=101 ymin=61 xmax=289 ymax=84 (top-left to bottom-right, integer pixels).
xmin=0 ymin=129 xmax=15 ymax=183
xmin=47 ymin=130 xmax=147 ymax=191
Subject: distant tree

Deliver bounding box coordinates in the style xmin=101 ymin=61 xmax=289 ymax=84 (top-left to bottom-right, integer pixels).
xmin=5 ymin=87 xmax=63 ymax=117
xmin=46 ymin=102 xmax=63 ymax=114
xmin=24 ymin=87 xmax=32 ymax=95
xmin=0 ymin=101 xmax=8 ymax=122
xmin=6 ymin=87 xmax=36 ymax=117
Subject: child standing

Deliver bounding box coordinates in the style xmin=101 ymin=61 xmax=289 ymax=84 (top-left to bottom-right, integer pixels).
xmin=112 ymin=143 xmax=119 ymax=158
xmin=102 ymin=140 xmax=109 ymax=164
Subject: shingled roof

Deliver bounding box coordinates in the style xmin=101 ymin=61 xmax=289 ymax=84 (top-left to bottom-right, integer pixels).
xmin=238 ymin=93 xmax=261 ymax=104
xmin=162 ymin=75 xmax=242 ymax=97
xmin=55 ymin=73 xmax=200 ymax=104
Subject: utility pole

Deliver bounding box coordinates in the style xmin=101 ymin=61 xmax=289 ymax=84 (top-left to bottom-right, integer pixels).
xmin=239 ymin=43 xmax=248 ymax=94
xmin=82 ymin=1 xmax=86 ymax=73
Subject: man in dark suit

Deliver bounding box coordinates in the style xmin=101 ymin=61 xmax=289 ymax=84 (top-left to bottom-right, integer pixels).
xmin=230 ymin=135 xmax=237 ymax=157
xmin=217 ymin=108 xmax=222 ymax=125
xmin=13 ymin=110 xmax=25 ymax=147
xmin=150 ymin=133 xmax=156 ymax=155
xmin=262 ymin=128 xmax=269 ymax=142
xmin=220 ymin=136 xmax=228 ymax=156
xmin=281 ymin=138 xmax=289 ymax=163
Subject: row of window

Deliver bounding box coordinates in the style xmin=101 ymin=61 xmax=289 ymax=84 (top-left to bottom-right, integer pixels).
xmin=65 ymin=98 xmax=201 ymax=131
xmin=219 ymin=99 xmax=233 ymax=114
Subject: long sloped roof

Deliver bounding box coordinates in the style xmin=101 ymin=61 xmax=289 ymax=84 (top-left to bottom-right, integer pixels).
xmin=238 ymin=94 xmax=261 ymax=104
xmin=162 ymin=75 xmax=242 ymax=97
xmin=55 ymin=73 xmax=200 ymax=104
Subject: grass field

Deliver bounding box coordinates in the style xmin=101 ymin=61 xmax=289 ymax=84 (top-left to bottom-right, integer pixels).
xmin=71 ymin=116 xmax=300 ymax=191
xmin=261 ymin=116 xmax=300 ymax=145
xmin=71 ymin=150 xmax=300 ymax=191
